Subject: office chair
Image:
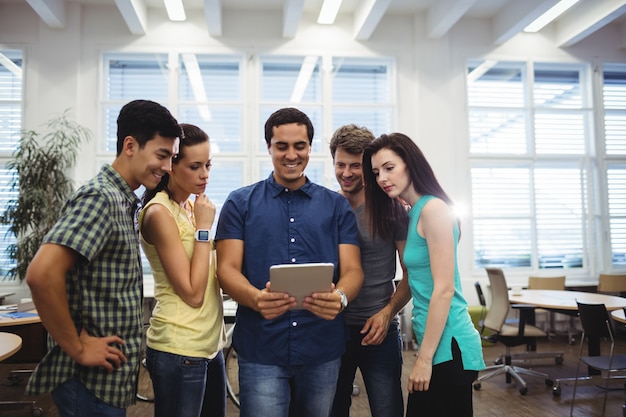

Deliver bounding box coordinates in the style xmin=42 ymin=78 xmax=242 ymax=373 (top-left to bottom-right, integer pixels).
xmin=570 ymin=302 xmax=626 ymax=417
xmin=473 ymin=268 xmax=555 ymax=395
xmin=527 ymin=275 xmax=578 ymax=343
xmin=597 ymin=274 xmax=626 ymax=296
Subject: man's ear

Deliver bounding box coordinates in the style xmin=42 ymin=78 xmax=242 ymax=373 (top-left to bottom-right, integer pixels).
xmin=121 ymin=135 xmax=137 ymax=156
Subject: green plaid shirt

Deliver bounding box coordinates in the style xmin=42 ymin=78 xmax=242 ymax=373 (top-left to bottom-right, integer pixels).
xmin=26 ymin=164 xmax=143 ymax=408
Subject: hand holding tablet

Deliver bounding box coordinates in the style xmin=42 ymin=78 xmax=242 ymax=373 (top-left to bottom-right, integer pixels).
xmin=269 ymin=263 xmax=334 ymax=309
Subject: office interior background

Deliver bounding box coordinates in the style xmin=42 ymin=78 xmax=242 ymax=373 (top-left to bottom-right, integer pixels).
xmin=1 ymin=0 xmax=626 ymax=305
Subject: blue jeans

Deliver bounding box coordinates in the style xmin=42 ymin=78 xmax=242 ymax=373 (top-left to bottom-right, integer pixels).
xmin=331 ymin=322 xmax=404 ymax=417
xmin=238 ymin=355 xmax=341 ymax=417
xmin=52 ymin=377 xmax=126 ymax=417
xmin=146 ymin=347 xmax=226 ymax=417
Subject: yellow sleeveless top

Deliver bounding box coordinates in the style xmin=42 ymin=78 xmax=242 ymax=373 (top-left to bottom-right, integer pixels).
xmin=140 ymin=191 xmax=225 ymax=358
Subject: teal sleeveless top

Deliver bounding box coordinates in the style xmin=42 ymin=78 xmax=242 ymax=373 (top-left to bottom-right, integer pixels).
xmin=404 ymin=195 xmax=485 ymax=370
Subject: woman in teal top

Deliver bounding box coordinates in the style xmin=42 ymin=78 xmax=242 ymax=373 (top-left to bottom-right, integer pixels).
xmin=363 ymin=133 xmax=485 ymax=417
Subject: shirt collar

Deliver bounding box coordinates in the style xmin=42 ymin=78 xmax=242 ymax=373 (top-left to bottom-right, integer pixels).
xmin=101 ymin=164 xmax=141 ymax=208
xmin=266 ymin=172 xmax=313 ymax=199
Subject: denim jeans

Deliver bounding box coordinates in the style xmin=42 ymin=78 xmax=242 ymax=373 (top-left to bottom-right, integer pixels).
xmin=238 ymin=355 xmax=341 ymax=417
xmin=330 ymin=322 xmax=404 ymax=417
xmin=51 ymin=377 xmax=126 ymax=417
xmin=146 ymin=347 xmax=226 ymax=417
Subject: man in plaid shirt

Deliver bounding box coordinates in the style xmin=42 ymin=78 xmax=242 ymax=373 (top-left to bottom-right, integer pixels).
xmin=25 ymin=100 xmax=181 ymax=416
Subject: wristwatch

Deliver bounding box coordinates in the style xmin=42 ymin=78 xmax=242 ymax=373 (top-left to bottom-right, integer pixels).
xmin=335 ymin=289 xmax=348 ymax=312
xmin=194 ymin=229 xmax=211 ymax=242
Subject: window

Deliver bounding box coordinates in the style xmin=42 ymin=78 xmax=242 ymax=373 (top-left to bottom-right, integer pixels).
xmin=467 ymin=60 xmax=591 ymax=270
xmin=604 ymin=64 xmax=626 ymax=266
xmin=102 ymin=52 xmax=395 ymax=275
xmin=0 ymin=49 xmax=22 ymax=279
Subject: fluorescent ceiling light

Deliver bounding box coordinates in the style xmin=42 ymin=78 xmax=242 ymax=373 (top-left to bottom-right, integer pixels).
xmin=164 ymin=0 xmax=186 ymax=21
xmin=0 ymin=53 xmax=22 ymax=78
xmin=467 ymin=60 xmax=498 ymax=83
xmin=290 ymin=56 xmax=318 ymax=103
xmin=181 ymin=54 xmax=212 ymax=121
xmin=318 ymin=0 xmax=343 ymax=24
xmin=523 ymin=0 xmax=579 ymax=32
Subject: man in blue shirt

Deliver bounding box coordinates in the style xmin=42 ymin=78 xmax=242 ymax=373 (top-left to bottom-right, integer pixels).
xmin=215 ymin=107 xmax=363 ymax=417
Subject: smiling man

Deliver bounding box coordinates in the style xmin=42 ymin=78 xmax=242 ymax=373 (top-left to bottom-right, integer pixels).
xmin=25 ymin=100 xmax=181 ymax=417
xmin=329 ymin=124 xmax=410 ymax=417
xmin=215 ymin=107 xmax=364 ymax=417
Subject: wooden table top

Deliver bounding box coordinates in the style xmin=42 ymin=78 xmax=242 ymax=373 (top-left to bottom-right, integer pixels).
xmin=508 ymin=289 xmax=626 ymax=311
xmin=0 ymin=332 xmax=22 ymax=361
xmin=0 ymin=309 xmax=40 ymax=327
xmin=611 ymin=309 xmax=626 ymax=324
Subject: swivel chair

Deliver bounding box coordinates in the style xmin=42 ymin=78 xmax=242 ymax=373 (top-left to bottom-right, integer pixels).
xmin=473 ymin=268 xmax=555 ymax=395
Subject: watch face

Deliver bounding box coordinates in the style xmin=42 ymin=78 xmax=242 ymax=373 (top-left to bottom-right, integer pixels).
xmin=197 ymin=230 xmax=210 ymax=241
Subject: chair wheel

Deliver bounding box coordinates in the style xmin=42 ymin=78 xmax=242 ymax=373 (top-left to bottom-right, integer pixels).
xmin=545 ymin=379 xmax=553 ymax=386
xmin=519 ymin=387 xmax=528 ymax=395
xmin=552 ymin=385 xmax=561 ymax=396
xmin=473 ymin=382 xmax=481 ymax=391
xmin=555 ymin=356 xmax=564 ymax=365
xmin=351 ymin=385 xmax=360 ymax=396
xmin=31 ymin=407 xmax=43 ymax=417
xmin=494 ymin=358 xmax=503 ymax=365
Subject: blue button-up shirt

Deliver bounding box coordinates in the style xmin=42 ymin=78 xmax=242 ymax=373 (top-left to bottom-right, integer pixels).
xmin=216 ymin=173 xmax=360 ymax=366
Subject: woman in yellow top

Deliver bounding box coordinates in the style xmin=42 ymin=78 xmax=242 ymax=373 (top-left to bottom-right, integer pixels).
xmin=140 ymin=123 xmax=226 ymax=417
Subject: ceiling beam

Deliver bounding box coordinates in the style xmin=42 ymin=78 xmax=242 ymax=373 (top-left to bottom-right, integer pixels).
xmin=492 ymin=0 xmax=560 ymax=44
xmin=114 ymin=0 xmax=147 ymax=35
xmin=427 ymin=0 xmax=476 ymax=39
xmin=556 ymin=0 xmax=626 ymax=47
xmin=353 ymin=0 xmax=392 ymax=41
xmin=283 ymin=0 xmax=305 ymax=38
xmin=204 ymin=0 xmax=222 ymax=37
xmin=26 ymin=0 xmax=65 ymax=28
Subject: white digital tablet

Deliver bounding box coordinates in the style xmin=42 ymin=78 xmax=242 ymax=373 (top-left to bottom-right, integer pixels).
xmin=269 ymin=262 xmax=335 ymax=309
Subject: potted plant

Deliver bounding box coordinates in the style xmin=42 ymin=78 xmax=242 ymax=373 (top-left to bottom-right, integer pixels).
xmin=0 ymin=110 xmax=91 ymax=280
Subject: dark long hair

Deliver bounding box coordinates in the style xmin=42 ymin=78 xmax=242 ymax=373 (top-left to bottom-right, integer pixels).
xmin=363 ymin=133 xmax=457 ymax=241
xmin=142 ymin=123 xmax=209 ymax=206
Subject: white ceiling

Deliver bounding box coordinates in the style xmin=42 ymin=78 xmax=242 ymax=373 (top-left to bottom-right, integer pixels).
xmin=8 ymin=0 xmax=626 ymax=46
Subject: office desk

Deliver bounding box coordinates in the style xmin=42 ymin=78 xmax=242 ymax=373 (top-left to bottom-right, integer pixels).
xmin=611 ymin=309 xmax=626 ymax=324
xmin=0 ymin=310 xmax=45 ymax=363
xmin=0 ymin=332 xmax=22 ymax=361
xmin=509 ymin=290 xmax=626 ymax=311
xmin=511 ymin=290 xmax=626 ymax=396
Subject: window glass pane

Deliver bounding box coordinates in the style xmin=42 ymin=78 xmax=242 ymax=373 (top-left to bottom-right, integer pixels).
xmin=469 ymin=110 xmax=526 ymax=154
xmin=471 ymin=167 xmax=532 ymax=267
xmin=608 ymin=166 xmax=626 ymax=265
xmin=534 ymin=65 xmax=582 ymax=108
xmin=178 ymin=105 xmax=242 ymax=153
xmin=534 ymin=111 xmax=586 ymax=154
xmin=105 ymin=53 xmax=169 ymax=101
xmin=206 ymin=160 xmax=244 ymax=217
xmin=261 ymin=56 xmax=321 ymax=103
xmin=0 ymin=50 xmax=22 ymax=153
xmin=332 ymin=57 xmax=391 ymax=103
xmin=332 ymin=108 xmax=391 ymax=138
xmin=604 ymin=64 xmax=626 ymax=155
xmin=103 ymin=53 xmax=170 ymax=153
xmin=467 ymin=61 xmax=524 ymax=107
xmin=535 ymin=168 xmax=584 ymax=268
xmin=179 ymin=54 xmax=240 ymax=102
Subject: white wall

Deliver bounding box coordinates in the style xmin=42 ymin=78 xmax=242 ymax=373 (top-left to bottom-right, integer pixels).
xmin=1 ymin=2 xmax=625 ymax=304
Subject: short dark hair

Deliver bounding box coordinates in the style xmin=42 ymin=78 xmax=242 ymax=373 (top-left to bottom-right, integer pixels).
xmin=116 ymin=99 xmax=181 ymax=155
xmin=329 ymin=124 xmax=375 ymax=159
xmin=264 ymin=107 xmax=314 ymax=146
